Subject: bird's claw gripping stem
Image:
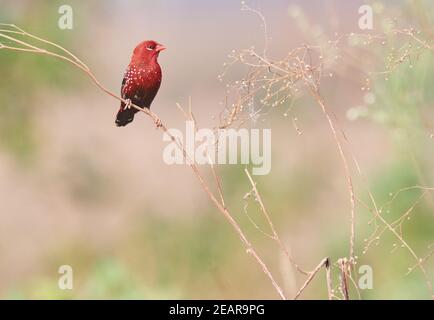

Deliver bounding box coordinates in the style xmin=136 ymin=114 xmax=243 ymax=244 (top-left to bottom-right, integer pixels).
xmin=155 ymin=118 xmax=162 ymax=128
xmin=124 ymin=99 xmax=132 ymax=110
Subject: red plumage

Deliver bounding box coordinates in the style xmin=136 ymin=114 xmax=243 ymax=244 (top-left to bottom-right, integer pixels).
xmin=116 ymin=40 xmax=165 ymax=127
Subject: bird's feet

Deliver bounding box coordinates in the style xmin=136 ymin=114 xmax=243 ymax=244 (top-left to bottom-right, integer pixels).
xmin=124 ymin=99 xmax=132 ymax=109
xmin=155 ymin=118 xmax=162 ymax=128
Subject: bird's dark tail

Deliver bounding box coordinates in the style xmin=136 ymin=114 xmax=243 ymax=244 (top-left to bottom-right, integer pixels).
xmin=115 ymin=106 xmax=137 ymax=127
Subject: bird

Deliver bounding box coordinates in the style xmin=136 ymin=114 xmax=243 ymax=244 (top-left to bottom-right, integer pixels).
xmin=115 ymin=40 xmax=165 ymax=127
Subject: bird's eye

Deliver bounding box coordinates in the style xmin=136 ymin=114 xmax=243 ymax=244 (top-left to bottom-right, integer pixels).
xmin=146 ymin=45 xmax=155 ymax=51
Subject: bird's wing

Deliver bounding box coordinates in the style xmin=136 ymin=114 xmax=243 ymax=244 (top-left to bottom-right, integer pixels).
xmin=116 ymin=71 xmax=137 ymax=127
xmin=120 ymin=63 xmax=161 ymax=109
xmin=120 ymin=67 xmax=147 ymax=106
xmin=120 ymin=71 xmax=128 ymax=100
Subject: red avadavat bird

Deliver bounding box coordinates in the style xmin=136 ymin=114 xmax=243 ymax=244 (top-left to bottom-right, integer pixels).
xmin=116 ymin=40 xmax=165 ymax=127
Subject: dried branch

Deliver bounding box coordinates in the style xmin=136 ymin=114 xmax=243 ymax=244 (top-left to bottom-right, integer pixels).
xmin=294 ymin=257 xmax=330 ymax=300
xmin=244 ymin=168 xmax=309 ymax=275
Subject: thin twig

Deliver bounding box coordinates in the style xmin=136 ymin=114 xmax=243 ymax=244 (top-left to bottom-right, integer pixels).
xmin=245 ymin=168 xmax=308 ymax=275
xmin=294 ymin=258 xmax=330 ymax=300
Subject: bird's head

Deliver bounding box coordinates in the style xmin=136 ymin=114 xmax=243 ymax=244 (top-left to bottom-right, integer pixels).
xmin=132 ymin=40 xmax=166 ymax=64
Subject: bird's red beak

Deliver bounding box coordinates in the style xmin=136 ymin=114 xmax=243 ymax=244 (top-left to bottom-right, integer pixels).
xmin=156 ymin=44 xmax=166 ymax=52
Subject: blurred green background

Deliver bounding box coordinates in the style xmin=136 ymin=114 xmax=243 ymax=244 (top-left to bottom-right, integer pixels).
xmin=0 ymin=0 xmax=433 ymax=299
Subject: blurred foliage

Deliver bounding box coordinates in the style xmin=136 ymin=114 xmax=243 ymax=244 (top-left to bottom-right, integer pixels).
xmin=0 ymin=1 xmax=79 ymax=164
xmin=5 ymin=213 xmax=242 ymax=299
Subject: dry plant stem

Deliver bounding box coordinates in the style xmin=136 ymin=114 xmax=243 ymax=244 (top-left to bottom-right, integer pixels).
xmin=218 ymin=15 xmax=434 ymax=298
xmin=352 ymin=158 xmax=433 ymax=296
xmin=224 ymin=42 xmax=357 ymax=266
xmin=338 ymin=259 xmax=350 ymax=300
xmin=244 ymin=168 xmax=336 ymax=299
xmin=325 ymin=258 xmax=334 ymax=300
xmin=208 ymin=159 xmax=226 ymax=209
xmin=0 ymin=24 xmax=287 ymax=300
xmin=185 ymin=158 xmax=286 ymax=299
xmin=347 ymin=269 xmax=361 ymax=300
xmin=293 ymin=257 xmax=330 ymax=300
xmin=308 ymin=86 xmax=356 ymax=262
xmin=244 ymin=168 xmax=308 ymax=275
xmin=332 ymin=106 xmax=433 ymax=296
xmin=210 ymin=195 xmax=287 ymax=300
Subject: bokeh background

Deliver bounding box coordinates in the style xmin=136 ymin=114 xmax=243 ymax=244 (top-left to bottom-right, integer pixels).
xmin=0 ymin=0 xmax=433 ymax=299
